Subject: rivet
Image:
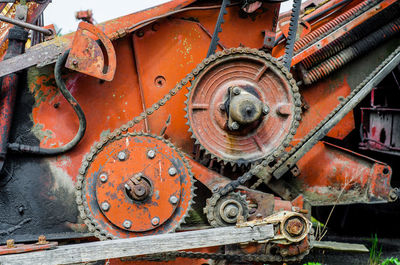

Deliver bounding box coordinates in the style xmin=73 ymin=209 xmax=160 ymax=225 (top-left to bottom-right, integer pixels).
xmin=151 ymin=217 xmax=160 ymax=226
xmin=118 ymin=151 xmax=127 ymax=161
xmin=99 ymin=173 xmax=108 ymax=183
xmin=169 ymin=196 xmax=178 ymax=204
xmin=147 ymin=150 xmax=156 ymax=159
xmin=123 ymin=220 xmax=132 ymax=229
xmin=101 ymin=202 xmax=110 ymax=212
xmin=168 ymin=167 xmax=177 ymax=176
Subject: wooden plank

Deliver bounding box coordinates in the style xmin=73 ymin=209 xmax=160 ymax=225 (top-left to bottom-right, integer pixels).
xmin=0 ymin=225 xmax=274 ymax=265
xmin=312 ymin=241 xmax=369 ymax=253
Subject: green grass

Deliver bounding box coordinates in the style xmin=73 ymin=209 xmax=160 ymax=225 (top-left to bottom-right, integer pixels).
xmin=303 ymin=263 xmax=322 ymax=265
xmin=369 ymin=234 xmax=382 ymax=265
xmin=382 ymin=258 xmax=400 ymax=265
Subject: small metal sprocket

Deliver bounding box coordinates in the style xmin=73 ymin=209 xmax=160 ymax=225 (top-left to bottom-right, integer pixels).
xmin=204 ymin=192 xmax=249 ymax=227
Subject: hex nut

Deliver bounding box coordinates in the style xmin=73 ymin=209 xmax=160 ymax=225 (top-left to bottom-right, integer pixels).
xmin=123 ymin=220 xmax=132 ymax=229
xmin=101 ymin=202 xmax=110 ymax=212
xmin=99 ymin=173 xmax=108 ymax=183
xmin=151 ymin=217 xmax=160 ymax=226
xmin=169 ymin=196 xmax=178 ymax=204
xmin=118 ymin=151 xmax=127 ymax=161
xmin=147 ymin=150 xmax=156 ymax=159
xmin=168 ymin=167 xmax=177 ymax=176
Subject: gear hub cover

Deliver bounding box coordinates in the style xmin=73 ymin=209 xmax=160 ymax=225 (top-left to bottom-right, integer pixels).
xmin=185 ymin=48 xmax=301 ymax=165
xmin=77 ymin=132 xmax=194 ymax=239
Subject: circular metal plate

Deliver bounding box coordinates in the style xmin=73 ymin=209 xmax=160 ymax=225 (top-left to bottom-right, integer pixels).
xmin=186 ymin=51 xmax=299 ymax=165
xmin=82 ymin=133 xmax=194 ymax=238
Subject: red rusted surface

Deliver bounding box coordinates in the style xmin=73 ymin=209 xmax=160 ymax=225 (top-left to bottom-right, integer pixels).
xmin=273 ymin=0 xmax=397 ymax=67
xmin=0 ymin=241 xmax=57 ymax=256
xmin=295 ymin=141 xmax=393 ymax=205
xmin=66 ymin=22 xmax=117 ymax=81
xmin=83 ymin=134 xmax=193 ymax=237
xmin=75 ymin=10 xmax=94 ymax=24
xmin=295 ymin=76 xmax=354 ymax=141
xmin=186 ymin=53 xmax=296 ymax=164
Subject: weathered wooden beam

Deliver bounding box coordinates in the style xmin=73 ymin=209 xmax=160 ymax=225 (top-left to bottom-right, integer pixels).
xmin=312 ymin=241 xmax=369 ymax=253
xmin=0 ymin=225 xmax=274 ymax=265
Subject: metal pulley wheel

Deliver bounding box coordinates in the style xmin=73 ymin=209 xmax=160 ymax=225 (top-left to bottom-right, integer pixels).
xmin=185 ymin=48 xmax=301 ymax=165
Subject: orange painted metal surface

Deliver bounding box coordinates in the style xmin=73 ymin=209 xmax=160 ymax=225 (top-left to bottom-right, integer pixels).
xmin=295 ymin=76 xmax=355 ymax=141
xmin=65 ymin=22 xmax=117 ymax=81
xmin=29 ymin=36 xmax=145 ymax=183
xmin=83 ymin=134 xmax=193 ymax=237
xmin=295 ymin=141 xmax=393 ymax=205
xmin=17 ymin=0 xmax=398 ymax=261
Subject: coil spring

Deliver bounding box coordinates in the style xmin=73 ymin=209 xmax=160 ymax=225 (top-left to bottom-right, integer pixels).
xmin=302 ymin=17 xmax=400 ymax=85
xmin=293 ymin=0 xmax=378 ymax=52
xmin=301 ymin=3 xmax=400 ymax=69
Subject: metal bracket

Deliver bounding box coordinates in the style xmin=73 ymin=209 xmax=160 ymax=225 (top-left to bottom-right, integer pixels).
xmin=65 ymin=22 xmax=116 ymax=81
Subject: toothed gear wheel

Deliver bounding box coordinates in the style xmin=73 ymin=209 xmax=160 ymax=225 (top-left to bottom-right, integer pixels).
xmin=204 ymin=192 xmax=249 ymax=227
xmin=76 ymin=132 xmax=195 ymax=240
xmin=185 ymin=49 xmax=301 ymax=165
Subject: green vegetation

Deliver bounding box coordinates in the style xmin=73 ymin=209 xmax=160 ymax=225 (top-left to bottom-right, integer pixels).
xmin=369 ymin=234 xmax=382 ymax=265
xmin=303 ymin=263 xmax=322 ymax=265
xmin=382 ymin=258 xmax=400 ymax=265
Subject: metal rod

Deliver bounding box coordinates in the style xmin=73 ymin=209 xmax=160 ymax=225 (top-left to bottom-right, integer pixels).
xmin=0 ymin=14 xmax=52 ymax=35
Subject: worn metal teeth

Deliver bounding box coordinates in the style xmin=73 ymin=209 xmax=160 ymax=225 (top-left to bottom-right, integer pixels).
xmin=184 ymin=47 xmax=301 ymax=167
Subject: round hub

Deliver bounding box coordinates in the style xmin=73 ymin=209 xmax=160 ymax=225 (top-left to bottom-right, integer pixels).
xmin=185 ymin=49 xmax=301 ymax=165
xmin=79 ymin=133 xmax=194 ymax=238
xmin=204 ymin=192 xmax=249 ymax=227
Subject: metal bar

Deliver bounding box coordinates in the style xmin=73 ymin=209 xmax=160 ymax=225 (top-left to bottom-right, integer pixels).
xmin=0 ymin=225 xmax=274 ymax=265
xmin=273 ymin=45 xmax=400 ymax=179
xmin=0 ymin=14 xmax=52 ymax=35
xmin=282 ymin=0 xmax=302 ymax=69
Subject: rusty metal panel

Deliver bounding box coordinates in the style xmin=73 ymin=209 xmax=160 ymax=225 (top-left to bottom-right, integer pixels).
xmin=291 ymin=141 xmax=393 ymax=206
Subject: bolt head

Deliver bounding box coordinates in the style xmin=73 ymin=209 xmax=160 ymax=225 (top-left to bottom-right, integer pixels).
xmin=286 ymin=218 xmax=304 ymax=236
xmin=169 ymin=196 xmax=178 ymax=204
xmin=101 ymin=202 xmax=110 ymax=212
xmin=147 ymin=150 xmax=156 ymax=159
xmin=134 ymin=185 xmax=146 ymax=197
xmin=6 ymin=239 xmax=14 ymax=249
xmin=72 ymin=60 xmax=78 ymax=66
xmin=230 ymin=122 xmax=239 ymax=130
xmin=219 ymin=104 xmax=226 ymax=111
xmin=99 ymin=173 xmax=108 ymax=183
xmin=151 ymin=217 xmax=160 ymax=226
xmin=168 ymin=167 xmax=177 ymax=176
xmin=123 ymin=220 xmax=132 ymax=229
xmin=224 ymin=205 xmax=239 ymax=218
xmin=232 ymin=87 xmax=241 ymax=95
xmin=118 ymin=151 xmax=127 ymax=161
xmin=263 ymin=105 xmax=270 ymax=115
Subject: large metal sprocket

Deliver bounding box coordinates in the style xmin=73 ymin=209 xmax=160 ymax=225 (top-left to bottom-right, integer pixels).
xmin=184 ymin=49 xmax=302 ymax=166
xmin=76 ymin=132 xmax=195 ymax=240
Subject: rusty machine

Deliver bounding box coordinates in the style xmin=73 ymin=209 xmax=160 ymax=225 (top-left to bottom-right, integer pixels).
xmin=0 ymin=0 xmax=399 ymax=264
